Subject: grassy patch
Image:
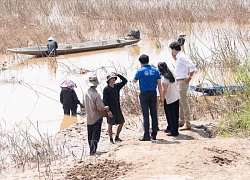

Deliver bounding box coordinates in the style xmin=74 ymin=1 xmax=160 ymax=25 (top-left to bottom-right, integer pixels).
xmin=218 ymin=102 xmax=250 ymax=137
xmin=217 ymin=57 xmax=250 ymax=137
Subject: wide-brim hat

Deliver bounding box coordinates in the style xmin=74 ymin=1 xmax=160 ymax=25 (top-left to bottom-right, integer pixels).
xmin=106 ymin=73 xmax=117 ymax=83
xmin=88 ymin=75 xmax=99 ymax=86
xmin=48 ymin=37 xmax=55 ymax=41
xmin=60 ymin=79 xmax=77 ymax=90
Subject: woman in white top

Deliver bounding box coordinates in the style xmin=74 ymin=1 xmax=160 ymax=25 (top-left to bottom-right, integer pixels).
xmin=158 ymin=62 xmax=180 ymax=136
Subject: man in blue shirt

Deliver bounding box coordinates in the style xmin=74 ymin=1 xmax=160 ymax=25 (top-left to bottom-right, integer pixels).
xmin=133 ymin=54 xmax=163 ymax=141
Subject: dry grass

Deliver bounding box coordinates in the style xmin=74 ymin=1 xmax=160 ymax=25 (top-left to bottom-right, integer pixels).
xmin=1 ymin=0 xmax=250 ymax=52
xmin=1 ymin=0 xmax=250 ymax=177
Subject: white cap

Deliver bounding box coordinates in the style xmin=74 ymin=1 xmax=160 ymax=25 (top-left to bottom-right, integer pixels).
xmin=48 ymin=37 xmax=55 ymax=41
xmin=179 ymin=32 xmax=186 ymax=37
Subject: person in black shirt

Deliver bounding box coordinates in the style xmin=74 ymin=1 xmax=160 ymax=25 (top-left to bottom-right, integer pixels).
xmin=60 ymin=79 xmax=83 ymax=116
xmin=103 ymin=73 xmax=127 ymax=144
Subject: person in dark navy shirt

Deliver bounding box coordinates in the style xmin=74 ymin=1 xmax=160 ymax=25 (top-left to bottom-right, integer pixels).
xmin=47 ymin=37 xmax=58 ymax=56
xmin=103 ymin=72 xmax=127 ymax=144
xmin=133 ymin=54 xmax=163 ymax=141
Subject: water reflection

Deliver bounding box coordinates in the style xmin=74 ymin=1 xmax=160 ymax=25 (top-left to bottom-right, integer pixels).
xmin=60 ymin=115 xmax=77 ymax=130
xmin=0 ymin=37 xmax=242 ymax=135
xmin=128 ymin=45 xmax=140 ymax=57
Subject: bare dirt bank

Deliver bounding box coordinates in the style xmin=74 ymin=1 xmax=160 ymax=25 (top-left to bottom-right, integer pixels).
xmin=2 ymin=115 xmax=250 ymax=180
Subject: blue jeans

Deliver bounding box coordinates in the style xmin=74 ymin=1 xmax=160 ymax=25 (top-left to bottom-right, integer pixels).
xmin=139 ymin=90 xmax=158 ymax=138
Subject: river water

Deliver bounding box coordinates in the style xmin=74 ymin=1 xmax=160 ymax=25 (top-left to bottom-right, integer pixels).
xmin=0 ymin=39 xmax=183 ymax=135
xmin=0 ymin=34 xmax=244 ymax=135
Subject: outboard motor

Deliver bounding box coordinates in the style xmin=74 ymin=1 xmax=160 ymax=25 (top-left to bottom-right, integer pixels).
xmin=128 ymin=29 xmax=140 ymax=39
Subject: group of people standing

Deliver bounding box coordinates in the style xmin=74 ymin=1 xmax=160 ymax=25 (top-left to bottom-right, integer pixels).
xmin=60 ymin=72 xmax=127 ymax=155
xmin=133 ymin=41 xmax=196 ymax=141
xmin=59 ymin=40 xmax=196 ymax=156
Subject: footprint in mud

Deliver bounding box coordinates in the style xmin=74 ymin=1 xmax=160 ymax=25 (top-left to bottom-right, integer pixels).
xmin=65 ymin=159 xmax=133 ymax=180
xmin=204 ymin=146 xmax=241 ymax=166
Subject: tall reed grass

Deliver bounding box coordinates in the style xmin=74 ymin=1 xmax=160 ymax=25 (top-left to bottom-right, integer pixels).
xmin=1 ymin=0 xmax=250 ymax=52
xmin=1 ymin=1 xmax=250 ymax=177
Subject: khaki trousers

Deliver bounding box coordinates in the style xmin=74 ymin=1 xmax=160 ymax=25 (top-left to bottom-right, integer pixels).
xmin=177 ymin=80 xmax=191 ymax=126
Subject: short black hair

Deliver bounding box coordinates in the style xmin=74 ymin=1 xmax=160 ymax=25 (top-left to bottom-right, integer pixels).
xmin=139 ymin=54 xmax=149 ymax=64
xmin=169 ymin=42 xmax=181 ymax=51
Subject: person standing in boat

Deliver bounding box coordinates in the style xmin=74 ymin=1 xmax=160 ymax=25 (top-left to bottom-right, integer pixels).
xmin=158 ymin=62 xmax=180 ymax=136
xmin=60 ymin=79 xmax=84 ymax=116
xmin=169 ymin=42 xmax=196 ymax=131
xmin=47 ymin=37 xmax=58 ymax=56
xmin=103 ymin=72 xmax=127 ymax=144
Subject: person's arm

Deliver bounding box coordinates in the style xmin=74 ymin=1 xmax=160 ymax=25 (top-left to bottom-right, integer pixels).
xmin=60 ymin=91 xmax=63 ymax=104
xmin=157 ymin=79 xmax=163 ymax=104
xmin=162 ymin=81 xmax=168 ymax=99
xmin=96 ymin=94 xmax=106 ymax=112
xmin=132 ymin=79 xmax=138 ymax=83
xmin=132 ymin=70 xmax=140 ymax=83
xmin=103 ymin=87 xmax=109 ymax=106
xmin=82 ymin=93 xmax=85 ymax=109
xmin=182 ymin=56 xmax=196 ymax=83
xmin=116 ymin=73 xmax=128 ymax=89
xmin=73 ymin=90 xmax=84 ymax=108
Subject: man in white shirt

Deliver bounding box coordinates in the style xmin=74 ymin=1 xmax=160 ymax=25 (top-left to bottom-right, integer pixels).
xmin=169 ymin=42 xmax=196 ymax=130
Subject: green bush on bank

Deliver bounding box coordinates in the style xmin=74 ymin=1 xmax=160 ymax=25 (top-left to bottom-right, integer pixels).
xmin=218 ymin=102 xmax=250 ymax=137
xmin=217 ymin=57 xmax=250 ymax=137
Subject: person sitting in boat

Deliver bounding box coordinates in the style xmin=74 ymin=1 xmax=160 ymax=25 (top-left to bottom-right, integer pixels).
xmin=47 ymin=37 xmax=58 ymax=56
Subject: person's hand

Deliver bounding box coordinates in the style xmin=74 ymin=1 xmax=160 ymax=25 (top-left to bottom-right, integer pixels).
xmin=160 ymin=98 xmax=164 ymax=107
xmin=103 ymin=106 xmax=109 ymax=111
xmin=185 ymin=77 xmax=192 ymax=83
xmin=111 ymin=72 xmax=118 ymax=76
xmin=107 ymin=111 xmax=113 ymax=118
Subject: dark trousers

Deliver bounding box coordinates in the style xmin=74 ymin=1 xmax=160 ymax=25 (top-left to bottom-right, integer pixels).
xmin=164 ymin=100 xmax=171 ymax=132
xmin=164 ymin=99 xmax=179 ymax=135
xmin=64 ymin=108 xmax=77 ymax=116
xmin=87 ymin=118 xmax=102 ymax=154
xmin=139 ymin=90 xmax=158 ymax=138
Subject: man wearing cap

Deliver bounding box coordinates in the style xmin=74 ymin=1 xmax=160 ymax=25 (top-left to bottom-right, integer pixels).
xmin=83 ymin=75 xmax=111 ymax=155
xmin=103 ymin=72 xmax=127 ymax=144
xmin=47 ymin=37 xmax=58 ymax=56
xmin=169 ymin=41 xmax=196 ymax=130
xmin=133 ymin=54 xmax=163 ymax=141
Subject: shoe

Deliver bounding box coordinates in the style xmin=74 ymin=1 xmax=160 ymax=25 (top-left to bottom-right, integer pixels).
xmin=179 ymin=125 xmax=191 ymax=131
xmin=164 ymin=129 xmax=170 ymax=133
xmin=115 ymin=136 xmax=122 ymax=142
xmin=167 ymin=132 xmax=179 ymax=136
xmin=110 ymin=138 xmax=115 ymax=144
xmin=90 ymin=151 xmax=96 ymax=156
xmin=179 ymin=123 xmax=184 ymax=127
xmin=139 ymin=137 xmax=151 ymax=141
xmin=151 ymin=136 xmax=156 ymax=140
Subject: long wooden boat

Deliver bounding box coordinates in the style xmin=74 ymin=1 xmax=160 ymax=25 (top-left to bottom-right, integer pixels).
xmin=7 ymin=37 xmax=140 ymax=57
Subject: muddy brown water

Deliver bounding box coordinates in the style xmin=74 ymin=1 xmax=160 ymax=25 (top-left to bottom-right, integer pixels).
xmin=0 ymin=39 xmax=231 ymax=136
